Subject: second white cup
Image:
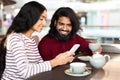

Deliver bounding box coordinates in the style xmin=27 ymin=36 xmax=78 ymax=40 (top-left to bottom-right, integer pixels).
xmin=70 ymin=62 xmax=86 ymax=74
xmin=89 ymin=43 xmax=100 ymax=51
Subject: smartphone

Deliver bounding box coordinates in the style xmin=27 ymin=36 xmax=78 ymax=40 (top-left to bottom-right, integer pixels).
xmin=69 ymin=44 xmax=80 ymax=53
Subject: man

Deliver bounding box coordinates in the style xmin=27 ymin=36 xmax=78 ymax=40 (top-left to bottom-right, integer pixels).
xmin=38 ymin=7 xmax=102 ymax=60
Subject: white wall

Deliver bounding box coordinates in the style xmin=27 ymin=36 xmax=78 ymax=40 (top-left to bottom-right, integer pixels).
xmin=108 ymin=10 xmax=120 ymax=26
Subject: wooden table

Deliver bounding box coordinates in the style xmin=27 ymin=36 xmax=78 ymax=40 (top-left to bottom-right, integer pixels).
xmin=26 ymin=53 xmax=120 ymax=80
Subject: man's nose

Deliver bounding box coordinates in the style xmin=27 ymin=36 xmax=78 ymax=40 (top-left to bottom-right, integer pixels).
xmin=62 ymin=25 xmax=68 ymax=30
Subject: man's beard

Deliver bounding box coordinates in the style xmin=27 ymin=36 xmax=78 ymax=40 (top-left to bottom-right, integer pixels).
xmin=55 ymin=31 xmax=71 ymax=42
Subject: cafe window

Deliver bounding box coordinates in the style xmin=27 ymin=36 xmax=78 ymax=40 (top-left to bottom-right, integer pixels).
xmin=77 ymin=10 xmax=120 ymax=44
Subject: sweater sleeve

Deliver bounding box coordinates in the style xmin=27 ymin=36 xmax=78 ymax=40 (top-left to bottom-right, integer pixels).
xmin=8 ymin=34 xmax=52 ymax=79
xmin=77 ymin=35 xmax=92 ymax=56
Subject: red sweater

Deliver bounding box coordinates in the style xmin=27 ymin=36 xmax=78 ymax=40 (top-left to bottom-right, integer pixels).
xmin=38 ymin=34 xmax=92 ymax=60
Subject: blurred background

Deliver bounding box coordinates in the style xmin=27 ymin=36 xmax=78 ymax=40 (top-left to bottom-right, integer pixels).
xmin=1 ymin=0 xmax=120 ymax=44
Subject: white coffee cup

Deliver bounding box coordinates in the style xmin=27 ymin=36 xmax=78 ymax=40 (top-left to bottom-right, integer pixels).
xmin=89 ymin=43 xmax=100 ymax=51
xmin=69 ymin=62 xmax=86 ymax=74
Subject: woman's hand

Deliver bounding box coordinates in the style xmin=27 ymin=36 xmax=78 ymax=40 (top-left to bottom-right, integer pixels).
xmin=50 ymin=51 xmax=75 ymax=68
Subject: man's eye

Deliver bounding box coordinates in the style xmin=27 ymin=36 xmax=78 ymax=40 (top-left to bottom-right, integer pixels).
xmin=67 ymin=24 xmax=72 ymax=27
xmin=58 ymin=22 xmax=64 ymax=26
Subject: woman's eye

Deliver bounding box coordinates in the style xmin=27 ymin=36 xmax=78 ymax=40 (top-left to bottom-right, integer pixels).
xmin=40 ymin=18 xmax=43 ymax=20
xmin=39 ymin=18 xmax=46 ymax=21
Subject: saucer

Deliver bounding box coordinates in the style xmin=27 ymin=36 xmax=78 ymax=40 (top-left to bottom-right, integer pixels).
xmin=64 ymin=69 xmax=91 ymax=77
xmin=78 ymin=56 xmax=90 ymax=61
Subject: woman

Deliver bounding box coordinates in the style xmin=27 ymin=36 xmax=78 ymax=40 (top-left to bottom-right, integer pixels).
xmin=0 ymin=1 xmax=74 ymax=79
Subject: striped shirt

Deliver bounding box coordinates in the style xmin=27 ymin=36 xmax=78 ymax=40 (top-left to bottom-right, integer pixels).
xmin=1 ymin=33 xmax=52 ymax=80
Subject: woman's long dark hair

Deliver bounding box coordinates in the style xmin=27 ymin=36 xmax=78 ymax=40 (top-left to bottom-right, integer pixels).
xmin=0 ymin=1 xmax=46 ymax=77
xmin=48 ymin=7 xmax=82 ymax=40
